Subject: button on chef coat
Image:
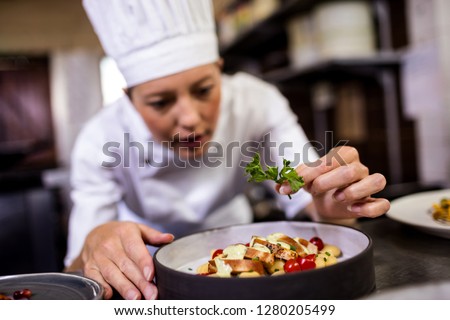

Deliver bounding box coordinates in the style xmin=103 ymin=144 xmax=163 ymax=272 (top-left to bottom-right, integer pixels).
xmin=65 ymin=72 xmax=317 ymax=265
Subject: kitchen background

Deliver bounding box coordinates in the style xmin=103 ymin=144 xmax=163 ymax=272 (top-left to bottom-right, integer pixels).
xmin=1 ymin=0 xmax=449 ymax=275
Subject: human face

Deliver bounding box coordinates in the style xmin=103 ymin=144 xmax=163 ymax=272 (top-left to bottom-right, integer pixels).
xmin=128 ymin=62 xmax=222 ymax=159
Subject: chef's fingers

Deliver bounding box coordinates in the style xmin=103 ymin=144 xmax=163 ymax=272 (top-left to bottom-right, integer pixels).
xmin=305 ymin=162 xmax=369 ymax=196
xmin=112 ymin=257 xmax=156 ymax=300
xmin=277 ymin=161 xmax=368 ymax=196
xmin=296 ymin=146 xmax=360 ymax=185
xmin=83 ymin=255 xmax=145 ymax=300
xmin=83 ymin=222 xmax=165 ymax=300
xmin=278 ymin=146 xmax=364 ymax=196
xmin=131 ymin=224 xmax=174 ymax=283
xmin=83 ymin=263 xmax=114 ymax=299
xmin=139 ymin=224 xmax=174 ymax=246
xmin=113 ymin=223 xmax=172 ymax=298
xmin=117 ymin=236 xmax=158 ymax=300
xmin=95 ymin=256 xmax=148 ymax=300
xmin=332 ymin=173 xmax=386 ymax=203
xmin=346 ymin=197 xmax=391 ymax=218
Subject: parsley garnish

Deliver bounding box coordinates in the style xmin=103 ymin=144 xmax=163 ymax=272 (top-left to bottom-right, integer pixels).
xmin=245 ymin=153 xmax=304 ymax=199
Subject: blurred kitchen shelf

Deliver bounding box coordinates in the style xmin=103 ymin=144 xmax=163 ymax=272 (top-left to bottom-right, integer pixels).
xmin=263 ymin=52 xmax=402 ymax=83
xmin=220 ymin=0 xmax=316 ymax=55
xmin=216 ymin=0 xmax=415 ymax=186
xmin=219 ymin=0 xmax=394 ymax=57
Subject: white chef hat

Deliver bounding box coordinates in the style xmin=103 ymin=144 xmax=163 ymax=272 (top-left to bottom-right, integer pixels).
xmin=83 ymin=0 xmax=219 ymax=87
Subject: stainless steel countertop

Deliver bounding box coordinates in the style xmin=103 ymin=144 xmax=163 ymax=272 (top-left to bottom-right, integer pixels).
xmin=356 ymin=216 xmax=450 ymax=295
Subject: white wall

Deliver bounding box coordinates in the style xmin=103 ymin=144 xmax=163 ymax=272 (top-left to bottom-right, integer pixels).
xmin=0 ymin=0 xmax=100 ymax=52
xmin=404 ymin=0 xmax=450 ymax=187
xmin=50 ymin=49 xmax=103 ymax=167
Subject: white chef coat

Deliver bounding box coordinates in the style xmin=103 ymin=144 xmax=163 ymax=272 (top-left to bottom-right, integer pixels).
xmin=65 ymin=72 xmax=317 ymax=266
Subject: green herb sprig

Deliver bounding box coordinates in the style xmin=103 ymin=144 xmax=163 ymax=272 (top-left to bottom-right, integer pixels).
xmin=244 ymin=153 xmax=305 ymax=199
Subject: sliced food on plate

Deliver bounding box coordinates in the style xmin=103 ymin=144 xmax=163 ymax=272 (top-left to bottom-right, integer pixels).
xmin=196 ymin=232 xmax=341 ymax=278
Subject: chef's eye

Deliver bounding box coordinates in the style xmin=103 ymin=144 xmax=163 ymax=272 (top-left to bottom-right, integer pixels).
xmin=195 ymin=85 xmax=213 ymax=98
xmin=147 ymin=99 xmax=171 ymax=110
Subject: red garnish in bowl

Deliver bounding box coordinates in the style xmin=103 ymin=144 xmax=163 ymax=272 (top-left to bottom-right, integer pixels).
xmin=212 ymin=249 xmax=223 ymax=259
xmin=309 ymin=237 xmax=324 ymax=251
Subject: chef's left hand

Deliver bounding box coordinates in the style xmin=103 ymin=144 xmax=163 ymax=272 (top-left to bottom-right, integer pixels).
xmin=277 ymin=146 xmax=390 ymax=219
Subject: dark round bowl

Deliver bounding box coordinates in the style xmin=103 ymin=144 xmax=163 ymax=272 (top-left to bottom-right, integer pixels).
xmin=154 ymin=221 xmax=375 ymax=300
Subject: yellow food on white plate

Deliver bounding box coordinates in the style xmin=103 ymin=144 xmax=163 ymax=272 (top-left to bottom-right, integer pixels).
xmin=431 ymin=198 xmax=450 ymax=223
xmin=322 ymin=244 xmax=341 ymax=257
xmin=197 ymin=233 xmax=341 ymax=277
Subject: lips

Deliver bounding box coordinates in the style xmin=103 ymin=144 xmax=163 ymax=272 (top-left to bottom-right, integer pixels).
xmin=172 ymin=133 xmax=204 ymax=149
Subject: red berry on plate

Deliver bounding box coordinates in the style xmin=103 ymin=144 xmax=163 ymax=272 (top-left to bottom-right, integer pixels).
xmin=13 ymin=290 xmax=23 ymax=300
xmin=21 ymin=289 xmax=32 ymax=299
xmin=297 ymin=257 xmax=316 ymax=271
xmin=304 ymin=254 xmax=316 ymax=261
xmin=310 ymin=236 xmax=324 ymax=251
xmin=284 ymin=258 xmax=301 ymax=273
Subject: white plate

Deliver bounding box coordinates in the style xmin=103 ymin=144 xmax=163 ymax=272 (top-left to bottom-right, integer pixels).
xmin=386 ymin=189 xmax=450 ymax=239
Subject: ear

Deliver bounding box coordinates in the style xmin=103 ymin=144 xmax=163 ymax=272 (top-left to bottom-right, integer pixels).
xmin=216 ymin=58 xmax=224 ymax=70
xmin=123 ymin=87 xmax=132 ymax=100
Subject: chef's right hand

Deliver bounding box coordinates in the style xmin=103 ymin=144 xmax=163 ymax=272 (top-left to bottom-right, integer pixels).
xmin=66 ymin=221 xmax=174 ymax=300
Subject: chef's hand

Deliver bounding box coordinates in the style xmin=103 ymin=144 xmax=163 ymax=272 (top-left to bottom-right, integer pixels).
xmin=277 ymin=146 xmax=390 ymax=220
xmin=66 ymin=221 xmax=174 ymax=300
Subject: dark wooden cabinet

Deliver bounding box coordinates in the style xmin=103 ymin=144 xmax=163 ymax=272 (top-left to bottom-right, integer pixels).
xmin=0 ymin=188 xmax=65 ymax=276
xmin=0 ymin=56 xmax=56 ymax=174
xmin=0 ymin=57 xmax=66 ymax=274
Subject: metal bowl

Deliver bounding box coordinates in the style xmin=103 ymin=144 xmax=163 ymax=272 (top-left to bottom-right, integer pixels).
xmin=154 ymin=221 xmax=374 ymax=299
xmin=0 ymin=272 xmax=103 ymax=300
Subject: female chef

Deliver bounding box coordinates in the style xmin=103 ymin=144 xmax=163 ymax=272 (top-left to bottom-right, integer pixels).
xmin=65 ymin=0 xmax=390 ymax=300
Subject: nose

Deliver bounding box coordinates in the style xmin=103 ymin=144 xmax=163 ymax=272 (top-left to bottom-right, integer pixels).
xmin=177 ymin=97 xmax=201 ymax=130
